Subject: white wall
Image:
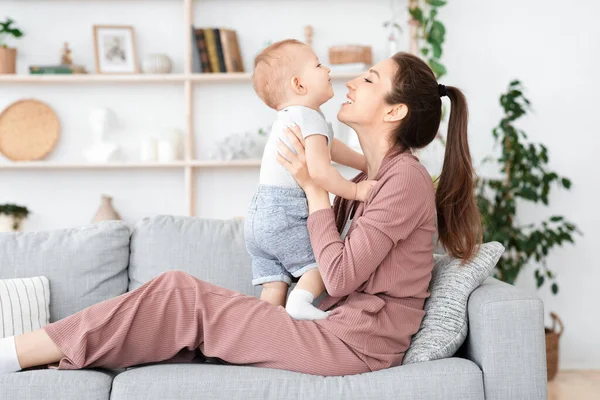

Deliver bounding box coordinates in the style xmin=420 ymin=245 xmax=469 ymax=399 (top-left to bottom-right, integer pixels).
xmin=1 ymin=0 xmax=598 ymax=369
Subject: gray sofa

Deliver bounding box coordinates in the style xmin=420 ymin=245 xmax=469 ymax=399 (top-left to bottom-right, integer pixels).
xmin=0 ymin=216 xmax=548 ymax=400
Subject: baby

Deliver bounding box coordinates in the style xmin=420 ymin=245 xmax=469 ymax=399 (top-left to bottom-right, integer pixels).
xmin=245 ymin=39 xmax=377 ymax=320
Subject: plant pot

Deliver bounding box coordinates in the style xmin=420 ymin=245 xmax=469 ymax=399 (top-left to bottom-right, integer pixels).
xmin=545 ymin=312 xmax=564 ymax=381
xmin=0 ymin=47 xmax=17 ymax=74
xmin=0 ymin=214 xmax=24 ymax=232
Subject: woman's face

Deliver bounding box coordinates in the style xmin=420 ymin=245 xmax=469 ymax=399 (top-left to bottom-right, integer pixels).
xmin=337 ymin=58 xmax=398 ymax=130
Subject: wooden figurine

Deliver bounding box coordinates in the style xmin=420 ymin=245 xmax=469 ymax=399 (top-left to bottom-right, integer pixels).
xmin=304 ymin=25 xmax=313 ymax=48
xmin=60 ymin=42 xmax=72 ymax=66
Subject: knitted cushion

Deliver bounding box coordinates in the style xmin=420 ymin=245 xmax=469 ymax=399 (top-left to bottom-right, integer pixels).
xmin=403 ymin=241 xmax=505 ymax=364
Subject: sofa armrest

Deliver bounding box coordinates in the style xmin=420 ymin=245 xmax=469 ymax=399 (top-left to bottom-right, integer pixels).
xmin=465 ymin=277 xmax=547 ymax=400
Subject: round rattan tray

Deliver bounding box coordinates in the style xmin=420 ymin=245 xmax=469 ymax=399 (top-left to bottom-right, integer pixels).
xmin=0 ymin=99 xmax=60 ymax=161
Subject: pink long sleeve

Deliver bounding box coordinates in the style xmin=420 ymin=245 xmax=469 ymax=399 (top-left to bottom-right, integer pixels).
xmin=307 ymin=163 xmax=432 ymax=298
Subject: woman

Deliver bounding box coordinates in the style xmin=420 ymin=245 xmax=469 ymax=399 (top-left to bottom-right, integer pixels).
xmin=0 ymin=53 xmax=481 ymax=377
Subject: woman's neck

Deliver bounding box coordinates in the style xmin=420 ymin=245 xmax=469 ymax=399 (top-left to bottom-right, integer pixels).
xmin=357 ymin=130 xmax=393 ymax=180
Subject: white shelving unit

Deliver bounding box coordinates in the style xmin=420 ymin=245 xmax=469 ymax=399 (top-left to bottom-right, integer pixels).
xmin=1 ymin=0 xmax=365 ymax=217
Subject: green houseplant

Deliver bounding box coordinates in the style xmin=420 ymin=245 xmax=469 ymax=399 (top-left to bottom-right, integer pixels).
xmin=476 ymin=80 xmax=581 ymax=294
xmin=0 ymin=203 xmax=30 ymax=231
xmin=408 ymin=0 xmax=448 ymax=79
xmin=0 ymin=17 xmax=24 ymax=74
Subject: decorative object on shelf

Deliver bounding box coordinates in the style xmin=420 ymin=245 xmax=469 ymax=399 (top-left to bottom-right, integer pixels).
xmin=141 ymin=54 xmax=173 ymax=74
xmin=328 ymin=45 xmax=372 ymax=66
xmin=29 ymin=42 xmax=88 ymax=75
xmin=93 ymin=25 xmax=139 ymax=74
xmin=209 ymin=127 xmax=269 ymax=161
xmin=0 ymin=99 xmax=60 ymax=161
xmin=92 ymin=195 xmax=121 ymax=223
xmin=0 ymin=203 xmax=29 ymax=232
xmin=0 ymin=18 xmax=23 ymax=74
xmin=304 ymin=25 xmax=313 ymax=48
xmin=157 ymin=139 xmax=176 ymax=163
xmin=83 ymin=108 xmax=121 ymax=163
xmin=545 ymin=312 xmax=564 ymax=381
xmin=477 ymin=80 xmax=581 ymax=292
xmin=60 ymin=42 xmax=73 ymax=66
xmin=162 ymin=127 xmax=183 ymax=160
xmin=140 ymin=137 xmax=158 ymax=162
xmin=193 ymin=27 xmax=244 ymax=73
xmin=383 ymin=0 xmax=404 ymax=58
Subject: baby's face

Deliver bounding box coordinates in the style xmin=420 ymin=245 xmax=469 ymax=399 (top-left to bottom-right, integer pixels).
xmin=296 ymin=46 xmax=334 ymax=106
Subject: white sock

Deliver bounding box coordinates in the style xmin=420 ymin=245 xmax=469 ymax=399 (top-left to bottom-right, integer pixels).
xmin=286 ymin=289 xmax=330 ymax=321
xmin=0 ymin=336 xmax=21 ymax=374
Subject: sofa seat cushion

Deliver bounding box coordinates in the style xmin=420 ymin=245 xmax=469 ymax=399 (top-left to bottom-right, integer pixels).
xmin=129 ymin=216 xmax=260 ymax=297
xmin=110 ymin=358 xmax=483 ymax=400
xmin=0 ymin=368 xmax=117 ymax=400
xmin=0 ymin=221 xmax=130 ymax=322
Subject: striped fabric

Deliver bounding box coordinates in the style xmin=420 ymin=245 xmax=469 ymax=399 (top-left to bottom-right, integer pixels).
xmin=0 ymin=276 xmax=50 ymax=338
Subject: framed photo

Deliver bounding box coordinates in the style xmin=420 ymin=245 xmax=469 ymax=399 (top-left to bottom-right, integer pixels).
xmin=93 ymin=25 xmax=139 ymax=74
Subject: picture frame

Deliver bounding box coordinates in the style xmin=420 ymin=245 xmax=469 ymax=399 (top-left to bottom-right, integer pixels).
xmin=93 ymin=25 xmax=139 ymax=74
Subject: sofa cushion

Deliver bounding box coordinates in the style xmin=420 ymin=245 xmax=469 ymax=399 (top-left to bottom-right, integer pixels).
xmin=0 ymin=276 xmax=50 ymax=338
xmin=129 ymin=215 xmax=260 ymax=297
xmin=403 ymin=242 xmax=504 ymax=364
xmin=0 ymin=368 xmax=117 ymax=400
xmin=110 ymin=358 xmax=483 ymax=400
xmin=0 ymin=221 xmax=130 ymax=322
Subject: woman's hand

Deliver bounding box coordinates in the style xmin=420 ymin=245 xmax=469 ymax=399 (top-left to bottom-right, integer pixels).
xmin=276 ymin=125 xmax=315 ymax=191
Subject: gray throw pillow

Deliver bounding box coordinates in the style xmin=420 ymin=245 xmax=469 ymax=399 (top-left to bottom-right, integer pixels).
xmin=403 ymin=241 xmax=505 ymax=364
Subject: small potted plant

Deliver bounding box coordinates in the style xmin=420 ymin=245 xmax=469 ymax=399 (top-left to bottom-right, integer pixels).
xmin=0 ymin=18 xmax=24 ymax=74
xmin=0 ymin=204 xmax=30 ymax=232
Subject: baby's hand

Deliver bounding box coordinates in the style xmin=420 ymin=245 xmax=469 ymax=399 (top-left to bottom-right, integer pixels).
xmin=355 ymin=180 xmax=378 ymax=201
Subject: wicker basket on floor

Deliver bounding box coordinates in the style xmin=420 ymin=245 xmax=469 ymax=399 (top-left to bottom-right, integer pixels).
xmin=545 ymin=312 xmax=564 ymax=381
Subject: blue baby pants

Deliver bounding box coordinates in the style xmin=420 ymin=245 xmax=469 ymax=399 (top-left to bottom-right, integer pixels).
xmin=244 ymin=185 xmax=318 ymax=286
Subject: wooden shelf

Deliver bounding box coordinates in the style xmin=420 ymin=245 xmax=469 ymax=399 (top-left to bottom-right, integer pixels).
xmin=0 ymin=72 xmax=365 ymax=84
xmin=0 ymin=160 xmax=261 ymax=169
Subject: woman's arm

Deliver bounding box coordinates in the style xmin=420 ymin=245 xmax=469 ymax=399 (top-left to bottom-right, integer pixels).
xmin=278 ymin=127 xmax=429 ymax=298
xmin=330 ymin=138 xmax=368 ymax=172
xmin=306 ymin=170 xmax=427 ymax=297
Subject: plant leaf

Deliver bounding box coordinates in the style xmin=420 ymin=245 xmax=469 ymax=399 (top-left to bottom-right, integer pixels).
xmin=551 ymin=283 xmax=559 ymax=295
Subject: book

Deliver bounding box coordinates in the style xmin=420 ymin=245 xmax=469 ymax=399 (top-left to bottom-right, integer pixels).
xmin=212 ymin=28 xmax=227 ymax=73
xmin=191 ymin=25 xmax=202 ymax=73
xmin=29 ymin=65 xmax=87 ymax=74
xmin=194 ymin=28 xmax=211 ymax=73
xmin=227 ymin=30 xmax=244 ymax=73
xmin=203 ymin=28 xmax=221 ymax=73
xmin=219 ymin=29 xmax=244 ymax=73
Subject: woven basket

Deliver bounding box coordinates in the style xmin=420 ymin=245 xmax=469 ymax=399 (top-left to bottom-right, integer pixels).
xmin=545 ymin=312 xmax=563 ymax=381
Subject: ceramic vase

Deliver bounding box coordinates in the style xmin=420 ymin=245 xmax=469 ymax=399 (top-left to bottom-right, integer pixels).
xmin=0 ymin=214 xmax=23 ymax=232
xmin=92 ymin=195 xmax=122 ymax=223
xmin=141 ymin=54 xmax=173 ymax=74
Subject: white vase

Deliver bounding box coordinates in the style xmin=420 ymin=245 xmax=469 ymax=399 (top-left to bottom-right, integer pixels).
xmin=157 ymin=140 xmax=176 ymax=163
xmin=140 ymin=138 xmax=158 ymax=162
xmin=142 ymin=54 xmax=173 ymax=74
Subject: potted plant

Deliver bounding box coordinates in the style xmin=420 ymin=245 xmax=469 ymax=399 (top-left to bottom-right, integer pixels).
xmin=0 ymin=203 xmax=30 ymax=232
xmin=0 ymin=18 xmax=24 ymax=74
xmin=476 ymin=80 xmax=581 ymax=380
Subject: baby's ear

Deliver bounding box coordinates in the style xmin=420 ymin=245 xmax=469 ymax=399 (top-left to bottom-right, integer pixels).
xmin=290 ymin=76 xmax=307 ymax=95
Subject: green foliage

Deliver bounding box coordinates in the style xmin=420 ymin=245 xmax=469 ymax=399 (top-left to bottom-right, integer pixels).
xmin=0 ymin=18 xmax=24 ymax=48
xmin=409 ymin=0 xmax=447 ymax=78
xmin=0 ymin=204 xmax=29 ymax=230
xmin=476 ymin=81 xmax=581 ymax=294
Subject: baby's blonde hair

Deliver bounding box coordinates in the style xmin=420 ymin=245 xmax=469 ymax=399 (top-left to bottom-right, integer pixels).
xmin=252 ymin=39 xmax=307 ymax=110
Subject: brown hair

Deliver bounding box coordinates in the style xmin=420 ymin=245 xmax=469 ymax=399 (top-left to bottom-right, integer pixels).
xmin=387 ymin=52 xmax=482 ymax=261
xmin=252 ymin=39 xmax=307 ymax=109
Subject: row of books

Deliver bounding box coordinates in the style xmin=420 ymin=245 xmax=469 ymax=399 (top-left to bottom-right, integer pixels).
xmin=192 ymin=27 xmax=244 ymax=73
